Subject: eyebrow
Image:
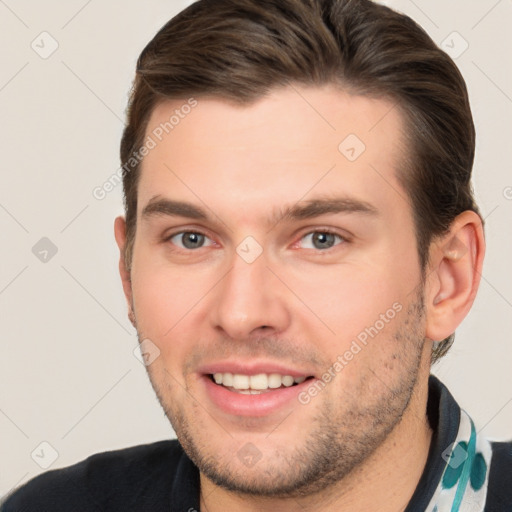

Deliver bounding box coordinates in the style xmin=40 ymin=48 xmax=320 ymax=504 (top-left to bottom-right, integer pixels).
xmin=142 ymin=198 xmax=209 ymax=221
xmin=275 ymin=197 xmax=378 ymax=223
xmin=141 ymin=195 xmax=379 ymax=227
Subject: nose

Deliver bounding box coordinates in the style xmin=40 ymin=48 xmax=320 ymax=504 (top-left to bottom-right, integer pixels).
xmin=209 ymin=248 xmax=291 ymax=340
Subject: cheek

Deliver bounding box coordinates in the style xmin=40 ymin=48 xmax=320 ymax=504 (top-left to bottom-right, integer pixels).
xmin=130 ymin=259 xmax=210 ymax=341
xmin=286 ymin=256 xmax=419 ymax=375
xmin=131 ymin=269 xmax=203 ymax=384
xmin=287 ymin=264 xmax=403 ymax=332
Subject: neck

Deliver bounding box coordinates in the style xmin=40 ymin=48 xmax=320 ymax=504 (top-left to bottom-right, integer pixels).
xmin=200 ymin=367 xmax=433 ymax=512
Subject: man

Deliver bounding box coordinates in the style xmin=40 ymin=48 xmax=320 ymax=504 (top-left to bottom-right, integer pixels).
xmin=2 ymin=0 xmax=510 ymax=510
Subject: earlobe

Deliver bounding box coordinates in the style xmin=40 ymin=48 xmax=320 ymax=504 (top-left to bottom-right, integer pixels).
xmin=114 ymin=216 xmax=136 ymax=328
xmin=425 ymin=211 xmax=485 ymax=342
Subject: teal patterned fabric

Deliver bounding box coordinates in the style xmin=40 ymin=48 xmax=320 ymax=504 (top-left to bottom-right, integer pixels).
xmin=426 ymin=409 xmax=492 ymax=511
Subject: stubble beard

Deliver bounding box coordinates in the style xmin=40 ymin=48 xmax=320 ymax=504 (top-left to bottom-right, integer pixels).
xmin=142 ymin=293 xmax=427 ymax=499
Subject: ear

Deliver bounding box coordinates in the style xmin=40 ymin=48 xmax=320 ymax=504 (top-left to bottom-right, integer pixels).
xmin=114 ymin=216 xmax=136 ymax=328
xmin=424 ymin=211 xmax=485 ymax=342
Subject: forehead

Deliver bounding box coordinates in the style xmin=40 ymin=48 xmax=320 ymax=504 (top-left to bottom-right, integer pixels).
xmin=137 ymin=84 xmax=410 ymax=227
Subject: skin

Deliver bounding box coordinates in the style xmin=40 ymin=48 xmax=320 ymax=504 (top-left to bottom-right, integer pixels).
xmin=114 ymin=84 xmax=485 ymax=511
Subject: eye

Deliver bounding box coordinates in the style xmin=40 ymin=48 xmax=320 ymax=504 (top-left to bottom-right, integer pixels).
xmin=168 ymin=231 xmax=215 ymax=250
xmin=299 ymin=231 xmax=346 ymax=250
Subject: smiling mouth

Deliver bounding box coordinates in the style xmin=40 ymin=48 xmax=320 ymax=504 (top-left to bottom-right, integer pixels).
xmin=208 ymin=372 xmax=314 ymax=394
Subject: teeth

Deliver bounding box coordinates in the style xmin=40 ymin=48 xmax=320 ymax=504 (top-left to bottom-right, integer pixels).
xmin=222 ymin=372 xmax=233 ymax=387
xmin=268 ymin=373 xmax=282 ymax=389
xmin=212 ymin=372 xmax=308 ymax=391
xmin=282 ymin=375 xmax=294 ymax=387
xmin=249 ymin=374 xmax=268 ymax=390
xmin=232 ymin=374 xmax=249 ymax=389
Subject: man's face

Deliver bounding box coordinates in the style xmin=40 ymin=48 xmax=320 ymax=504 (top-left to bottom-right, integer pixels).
xmin=122 ymin=85 xmax=431 ymax=496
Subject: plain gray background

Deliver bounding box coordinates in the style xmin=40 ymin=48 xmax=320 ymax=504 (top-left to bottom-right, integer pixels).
xmin=1 ymin=0 xmax=511 ymax=499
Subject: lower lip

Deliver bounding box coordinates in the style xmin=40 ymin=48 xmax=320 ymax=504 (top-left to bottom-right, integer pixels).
xmin=201 ymin=375 xmax=313 ymax=417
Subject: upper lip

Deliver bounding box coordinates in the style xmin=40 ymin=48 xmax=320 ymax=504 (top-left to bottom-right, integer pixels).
xmin=197 ymin=361 xmax=315 ymax=378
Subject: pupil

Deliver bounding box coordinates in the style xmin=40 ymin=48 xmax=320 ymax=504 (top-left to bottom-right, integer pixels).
xmin=183 ymin=233 xmax=204 ymax=249
xmin=313 ymin=232 xmax=334 ymax=249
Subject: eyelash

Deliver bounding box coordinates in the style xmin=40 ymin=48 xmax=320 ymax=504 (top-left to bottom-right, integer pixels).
xmin=163 ymin=228 xmax=350 ymax=252
xmin=296 ymin=229 xmax=348 ymax=250
xmin=164 ymin=230 xmax=215 ymax=249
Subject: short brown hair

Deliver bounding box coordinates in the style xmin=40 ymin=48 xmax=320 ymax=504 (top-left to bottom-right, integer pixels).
xmin=120 ymin=0 xmax=481 ymax=363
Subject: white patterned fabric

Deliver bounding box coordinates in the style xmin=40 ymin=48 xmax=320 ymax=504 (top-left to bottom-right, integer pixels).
xmin=425 ymin=409 xmax=493 ymax=512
